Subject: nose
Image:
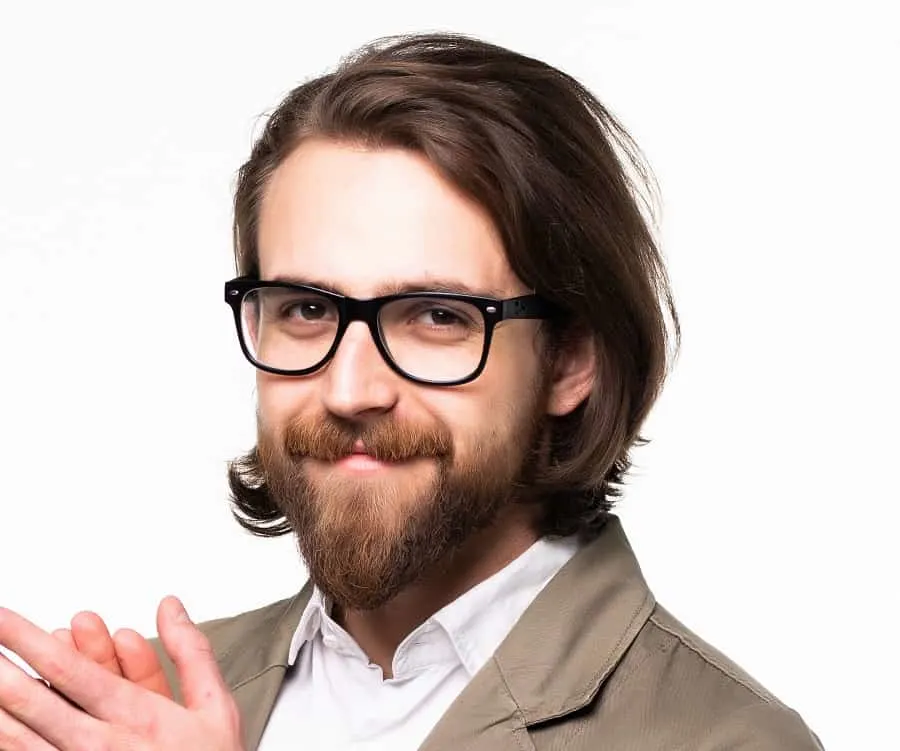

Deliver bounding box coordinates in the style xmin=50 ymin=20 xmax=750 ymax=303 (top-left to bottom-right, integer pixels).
xmin=320 ymin=321 xmax=400 ymax=420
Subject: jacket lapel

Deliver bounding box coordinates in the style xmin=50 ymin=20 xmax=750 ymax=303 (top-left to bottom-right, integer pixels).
xmin=420 ymin=516 xmax=654 ymax=749
xmin=210 ymin=586 xmax=313 ymax=750
xmin=419 ymin=657 xmax=535 ymax=751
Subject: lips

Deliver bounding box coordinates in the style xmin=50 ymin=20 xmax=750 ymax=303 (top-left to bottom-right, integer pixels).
xmin=348 ymin=440 xmax=414 ymax=462
xmin=337 ymin=440 xmax=390 ymax=467
xmin=335 ymin=446 xmax=397 ymax=472
xmin=337 ymin=440 xmax=421 ymax=467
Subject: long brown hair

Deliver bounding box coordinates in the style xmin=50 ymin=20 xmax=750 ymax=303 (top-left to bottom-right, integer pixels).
xmin=228 ymin=33 xmax=680 ymax=540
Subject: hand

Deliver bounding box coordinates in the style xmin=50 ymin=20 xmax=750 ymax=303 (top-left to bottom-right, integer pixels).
xmin=0 ymin=596 xmax=243 ymax=750
xmin=51 ymin=611 xmax=172 ymax=700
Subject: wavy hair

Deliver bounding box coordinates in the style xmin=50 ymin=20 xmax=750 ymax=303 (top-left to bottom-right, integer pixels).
xmin=228 ymin=33 xmax=680 ymax=541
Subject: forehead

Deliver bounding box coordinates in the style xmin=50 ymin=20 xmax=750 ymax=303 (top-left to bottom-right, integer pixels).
xmin=256 ymin=139 xmax=524 ymax=298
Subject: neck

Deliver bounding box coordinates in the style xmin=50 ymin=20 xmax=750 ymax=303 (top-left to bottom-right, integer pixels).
xmin=332 ymin=506 xmax=539 ymax=679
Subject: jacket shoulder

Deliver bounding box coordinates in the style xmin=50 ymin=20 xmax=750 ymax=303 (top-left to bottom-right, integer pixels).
xmin=646 ymin=605 xmax=785 ymax=705
xmin=634 ymin=605 xmax=823 ymax=749
xmin=534 ymin=604 xmax=823 ymax=750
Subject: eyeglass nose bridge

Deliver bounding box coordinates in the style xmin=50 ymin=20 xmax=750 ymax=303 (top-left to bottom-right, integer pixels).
xmin=341 ymin=296 xmax=382 ymax=327
xmin=327 ymin=296 xmax=391 ymax=364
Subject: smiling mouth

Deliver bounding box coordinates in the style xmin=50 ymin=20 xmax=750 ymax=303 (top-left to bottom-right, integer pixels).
xmin=336 ymin=454 xmax=391 ymax=471
xmin=327 ymin=441 xmax=426 ymax=470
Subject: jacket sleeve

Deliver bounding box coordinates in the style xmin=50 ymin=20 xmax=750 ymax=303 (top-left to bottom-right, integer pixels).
xmin=702 ymin=702 xmax=825 ymax=750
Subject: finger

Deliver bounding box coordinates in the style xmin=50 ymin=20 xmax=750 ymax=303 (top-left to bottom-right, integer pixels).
xmin=112 ymin=628 xmax=173 ymax=699
xmin=49 ymin=630 xmax=89 ymax=707
xmin=0 ymin=650 xmax=98 ymax=750
xmin=0 ymin=606 xmax=139 ymax=724
xmin=156 ymin=597 xmax=229 ymax=712
xmin=0 ymin=706 xmax=57 ymax=751
xmin=70 ymin=611 xmax=122 ymax=676
xmin=52 ymin=628 xmax=75 ymax=649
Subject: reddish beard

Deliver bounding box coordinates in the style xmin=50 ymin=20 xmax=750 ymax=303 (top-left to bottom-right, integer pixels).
xmin=283 ymin=414 xmax=452 ymax=463
xmin=257 ymin=410 xmax=541 ymax=611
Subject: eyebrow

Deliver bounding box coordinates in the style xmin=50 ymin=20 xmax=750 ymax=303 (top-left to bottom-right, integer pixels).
xmin=267 ymin=274 xmax=511 ymax=299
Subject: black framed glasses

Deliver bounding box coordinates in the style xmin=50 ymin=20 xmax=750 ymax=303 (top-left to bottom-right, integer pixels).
xmin=224 ymin=277 xmax=554 ymax=386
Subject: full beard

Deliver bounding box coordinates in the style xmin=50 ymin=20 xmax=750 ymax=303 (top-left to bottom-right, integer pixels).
xmin=257 ymin=404 xmax=544 ymax=611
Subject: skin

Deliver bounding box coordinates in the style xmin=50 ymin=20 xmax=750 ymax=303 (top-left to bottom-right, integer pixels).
xmin=255 ymin=140 xmax=595 ymax=673
xmin=52 ymin=613 xmax=171 ymax=699
xmin=0 ymin=597 xmax=241 ymax=749
xmin=0 ymin=139 xmax=595 ymax=745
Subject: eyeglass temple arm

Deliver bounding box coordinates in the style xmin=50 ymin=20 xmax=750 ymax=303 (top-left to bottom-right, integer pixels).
xmin=501 ymin=295 xmax=554 ymax=320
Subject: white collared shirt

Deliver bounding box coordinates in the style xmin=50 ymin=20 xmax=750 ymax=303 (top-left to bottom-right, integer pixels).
xmin=258 ymin=535 xmax=580 ymax=750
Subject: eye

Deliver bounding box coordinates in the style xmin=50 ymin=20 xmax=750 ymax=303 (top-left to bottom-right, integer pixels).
xmin=380 ymin=297 xmax=484 ymax=339
xmin=416 ymin=307 xmax=467 ymax=327
xmin=284 ymin=300 xmax=330 ymax=321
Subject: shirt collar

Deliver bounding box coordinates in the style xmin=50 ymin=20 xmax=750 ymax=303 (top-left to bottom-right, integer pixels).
xmin=431 ymin=535 xmax=580 ymax=676
xmin=287 ymin=586 xmax=330 ymax=665
xmin=286 ymin=535 xmax=580 ymax=675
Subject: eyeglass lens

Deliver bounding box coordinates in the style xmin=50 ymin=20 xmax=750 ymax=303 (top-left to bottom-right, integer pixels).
xmin=239 ymin=288 xmax=487 ymax=382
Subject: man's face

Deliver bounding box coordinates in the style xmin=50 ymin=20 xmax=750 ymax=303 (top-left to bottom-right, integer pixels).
xmin=254 ymin=139 xmax=551 ymax=610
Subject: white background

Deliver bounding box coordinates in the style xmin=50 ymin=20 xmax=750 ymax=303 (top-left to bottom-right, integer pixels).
xmin=1 ymin=1 xmax=897 ymax=748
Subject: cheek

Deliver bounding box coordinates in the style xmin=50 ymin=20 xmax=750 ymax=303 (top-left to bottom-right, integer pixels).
xmin=433 ymin=396 xmax=530 ymax=471
xmin=425 ymin=331 xmax=544 ymax=423
xmin=470 ymin=334 xmax=544 ymax=414
xmin=425 ymin=381 xmax=542 ymax=462
xmin=486 ymin=327 xmax=544 ymax=383
xmin=256 ymin=372 xmax=316 ymax=430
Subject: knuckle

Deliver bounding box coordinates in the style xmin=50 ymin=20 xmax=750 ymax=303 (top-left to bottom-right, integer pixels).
xmin=129 ymin=713 xmax=162 ymax=742
xmin=0 ymin=671 xmax=31 ymax=717
xmin=43 ymin=653 xmax=80 ymax=690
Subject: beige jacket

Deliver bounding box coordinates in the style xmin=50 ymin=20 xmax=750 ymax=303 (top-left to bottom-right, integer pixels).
xmin=155 ymin=517 xmax=823 ymax=749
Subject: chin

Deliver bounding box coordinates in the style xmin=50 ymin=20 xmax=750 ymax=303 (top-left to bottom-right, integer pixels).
xmin=307 ymin=469 xmax=437 ymax=518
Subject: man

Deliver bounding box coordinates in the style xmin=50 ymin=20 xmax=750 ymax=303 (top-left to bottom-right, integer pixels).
xmin=0 ymin=33 xmax=822 ymax=750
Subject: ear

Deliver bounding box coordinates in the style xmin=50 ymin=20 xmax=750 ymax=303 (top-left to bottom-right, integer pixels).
xmin=545 ymin=334 xmax=597 ymax=417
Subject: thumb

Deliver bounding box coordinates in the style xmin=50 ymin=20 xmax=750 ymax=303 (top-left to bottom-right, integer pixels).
xmin=156 ymin=596 xmax=230 ymax=712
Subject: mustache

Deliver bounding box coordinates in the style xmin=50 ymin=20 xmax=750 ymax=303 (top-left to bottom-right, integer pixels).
xmin=283 ymin=415 xmax=453 ymax=462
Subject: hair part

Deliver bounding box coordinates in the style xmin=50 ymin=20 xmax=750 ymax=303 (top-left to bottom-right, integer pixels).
xmin=228 ymin=32 xmax=680 ymax=541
